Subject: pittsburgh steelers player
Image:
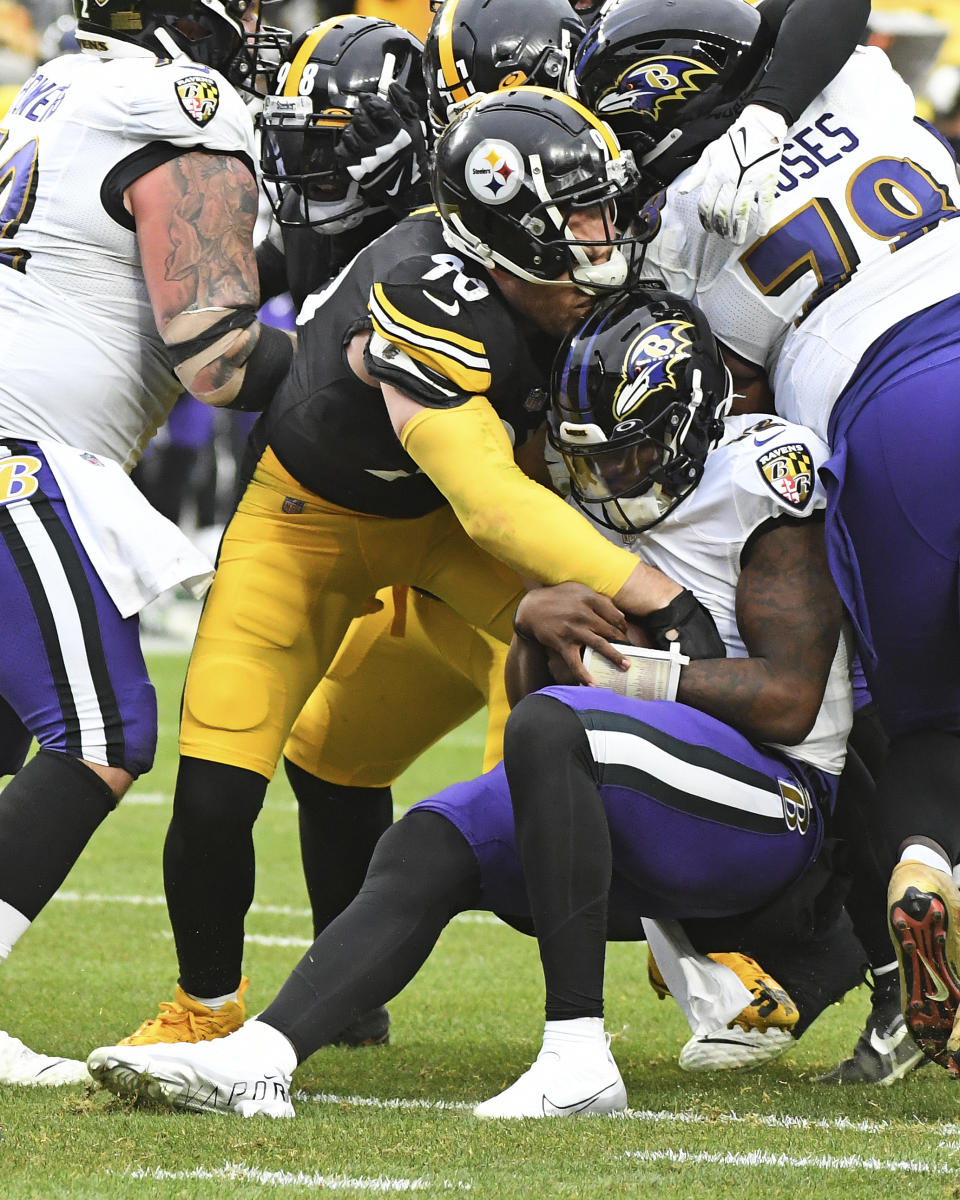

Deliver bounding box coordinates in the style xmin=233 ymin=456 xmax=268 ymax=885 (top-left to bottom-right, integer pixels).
xmin=86 ymin=285 xmax=853 ymax=1118
xmin=109 ymin=87 xmax=713 ymax=1049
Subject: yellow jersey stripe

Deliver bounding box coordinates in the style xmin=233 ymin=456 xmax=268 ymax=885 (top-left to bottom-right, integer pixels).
xmin=283 ymin=18 xmax=343 ymax=97
xmin=371 ymin=283 xmax=487 ymax=357
xmin=371 ymin=320 xmax=492 ymax=394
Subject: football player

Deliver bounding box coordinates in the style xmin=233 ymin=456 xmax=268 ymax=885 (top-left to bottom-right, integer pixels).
xmin=108 ymin=87 xmax=706 ymax=1046
xmin=276 ymin=0 xmax=873 ymax=1070
xmin=86 ymin=285 xmax=852 ymax=1117
xmin=577 ymin=0 xmax=960 ymax=1083
xmin=0 ymin=0 xmax=294 ymax=1085
xmin=578 ymin=0 xmax=870 ymax=241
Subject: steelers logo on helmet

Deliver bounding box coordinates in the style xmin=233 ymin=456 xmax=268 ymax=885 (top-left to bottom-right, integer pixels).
xmin=465 ymin=139 xmax=525 ymax=205
xmin=757 ymin=443 xmax=814 ymax=511
xmin=595 ymin=57 xmax=717 ymax=121
xmin=614 ymin=321 xmax=694 ymax=421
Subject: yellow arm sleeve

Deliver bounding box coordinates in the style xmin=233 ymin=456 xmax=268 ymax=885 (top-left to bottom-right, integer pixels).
xmin=400 ymin=395 xmax=638 ymax=596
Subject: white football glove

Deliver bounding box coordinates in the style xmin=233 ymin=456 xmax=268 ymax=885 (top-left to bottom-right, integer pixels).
xmin=677 ymin=104 xmax=789 ymax=244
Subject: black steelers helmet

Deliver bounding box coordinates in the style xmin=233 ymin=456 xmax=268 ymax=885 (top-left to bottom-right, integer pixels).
xmin=432 ymin=87 xmax=644 ymax=291
xmin=549 ymin=286 xmax=731 ymax=533
xmin=74 ymin=0 xmax=286 ymax=92
xmin=258 ymin=15 xmax=426 ymax=231
xmin=574 ymin=0 xmax=772 ymax=196
xmin=424 ymin=0 xmax=585 ymax=129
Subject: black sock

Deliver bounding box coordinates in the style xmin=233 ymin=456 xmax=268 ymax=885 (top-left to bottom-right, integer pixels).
xmin=0 ymin=750 xmax=116 ymax=920
xmin=163 ymin=756 xmax=266 ymax=997
xmin=874 ymin=731 xmax=960 ymax=869
xmin=831 ymin=746 xmax=893 ymax=968
xmin=284 ymin=758 xmax=394 ymax=937
xmin=503 ymin=694 xmax=609 ymax=1023
xmin=261 ymin=810 xmax=480 ymax=1061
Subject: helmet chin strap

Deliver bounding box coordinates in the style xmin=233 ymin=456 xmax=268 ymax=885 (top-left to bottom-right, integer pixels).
xmin=154 ymin=26 xmax=190 ymax=60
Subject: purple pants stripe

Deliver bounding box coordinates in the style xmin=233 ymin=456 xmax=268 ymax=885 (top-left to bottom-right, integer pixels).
xmin=0 ymin=442 xmax=157 ymax=776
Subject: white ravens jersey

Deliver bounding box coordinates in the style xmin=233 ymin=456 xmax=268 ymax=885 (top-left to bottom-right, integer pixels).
xmin=643 ymin=47 xmax=960 ymax=441
xmin=0 ymin=53 xmax=255 ymax=470
xmin=586 ymin=414 xmax=853 ymax=774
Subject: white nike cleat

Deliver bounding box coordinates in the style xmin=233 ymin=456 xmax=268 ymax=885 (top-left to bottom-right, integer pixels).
xmin=473 ymin=1045 xmax=627 ymax=1119
xmin=678 ymin=1025 xmax=793 ymax=1071
xmin=87 ymin=1020 xmax=296 ymax=1117
xmin=0 ymin=1030 xmax=92 ymax=1086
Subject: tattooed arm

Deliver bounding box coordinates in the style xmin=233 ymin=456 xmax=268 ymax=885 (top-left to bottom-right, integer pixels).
xmin=677 ymin=517 xmax=841 ymax=745
xmin=127 ymin=151 xmax=294 ymax=409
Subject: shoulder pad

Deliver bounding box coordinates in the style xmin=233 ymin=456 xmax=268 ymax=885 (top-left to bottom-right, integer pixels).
xmin=367 ymin=251 xmax=508 ymax=404
xmin=722 ymin=416 xmax=829 ymax=518
xmin=107 ymin=59 xmax=255 ymax=158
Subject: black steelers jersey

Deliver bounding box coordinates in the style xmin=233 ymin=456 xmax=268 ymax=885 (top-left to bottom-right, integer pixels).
xmin=265 ymin=208 xmax=554 ymax=518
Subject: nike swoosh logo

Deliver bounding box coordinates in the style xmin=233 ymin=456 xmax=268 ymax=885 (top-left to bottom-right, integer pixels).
xmin=541 ymin=1082 xmax=619 ymax=1116
xmin=363 ymin=467 xmax=424 ymax=481
xmin=918 ymin=949 xmax=951 ymax=1001
xmin=423 ymin=290 xmax=460 ymax=317
xmin=385 ymin=179 xmax=403 ymax=196
xmin=753 ymin=432 xmax=781 ymax=446
xmin=869 ymin=1023 xmax=908 ymax=1056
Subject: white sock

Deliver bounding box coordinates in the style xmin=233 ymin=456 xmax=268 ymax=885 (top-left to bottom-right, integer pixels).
xmin=872 ymin=961 xmax=898 ymax=978
xmin=0 ymin=900 xmax=30 ymax=960
xmin=541 ymin=1016 xmax=607 ymax=1057
xmin=187 ymin=989 xmax=239 ymax=1010
xmin=899 ymin=843 xmax=953 ymax=876
xmin=227 ymin=1018 xmax=298 ymax=1076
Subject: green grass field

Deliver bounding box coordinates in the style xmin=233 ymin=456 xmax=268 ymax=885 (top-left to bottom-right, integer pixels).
xmin=2 ymin=649 xmax=960 ymax=1199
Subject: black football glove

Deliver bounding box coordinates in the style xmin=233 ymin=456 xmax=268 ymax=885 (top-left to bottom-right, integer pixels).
xmin=640 ymin=588 xmax=726 ymax=660
xmin=335 ymin=84 xmax=430 ymax=216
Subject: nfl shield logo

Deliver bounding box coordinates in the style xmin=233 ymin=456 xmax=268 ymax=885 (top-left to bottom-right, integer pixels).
xmin=175 ymin=76 xmax=220 ymax=127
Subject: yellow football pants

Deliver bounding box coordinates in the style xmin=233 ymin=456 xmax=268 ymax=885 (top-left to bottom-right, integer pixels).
xmin=284 ymin=585 xmax=509 ymax=787
xmin=180 ymin=447 xmax=522 ymax=779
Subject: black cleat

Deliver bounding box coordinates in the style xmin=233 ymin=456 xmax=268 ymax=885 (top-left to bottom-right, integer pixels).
xmin=815 ymin=972 xmax=926 ymax=1085
xmin=331 ymin=1006 xmax=390 ymax=1048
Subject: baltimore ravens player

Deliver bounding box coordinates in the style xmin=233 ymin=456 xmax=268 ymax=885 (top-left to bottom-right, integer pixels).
xmin=109 ymin=88 xmax=715 ymax=1050
xmin=0 ymin=0 xmax=293 ymax=1085
xmin=577 ymin=0 xmax=960 ymax=1083
xmin=576 ymin=0 xmax=869 ymax=241
xmin=86 ymin=286 xmax=852 ymax=1118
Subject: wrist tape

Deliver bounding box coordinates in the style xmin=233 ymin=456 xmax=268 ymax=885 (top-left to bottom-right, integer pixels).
xmin=582 ymin=641 xmax=689 ymax=702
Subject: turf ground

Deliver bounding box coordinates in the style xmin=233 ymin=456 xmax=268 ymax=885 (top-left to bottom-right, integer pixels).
xmin=3 ymin=648 xmax=960 ymax=1199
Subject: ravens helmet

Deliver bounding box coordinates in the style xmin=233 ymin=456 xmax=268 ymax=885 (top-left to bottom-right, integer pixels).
xmin=549 ymin=287 xmax=731 ymax=533
xmin=574 ymin=0 xmax=772 ymax=196
xmin=74 ymin=0 xmax=286 ymax=92
xmin=258 ymin=15 xmax=426 ymax=232
xmin=432 ymin=87 xmax=644 ymax=291
xmin=424 ymin=0 xmax=585 ymax=129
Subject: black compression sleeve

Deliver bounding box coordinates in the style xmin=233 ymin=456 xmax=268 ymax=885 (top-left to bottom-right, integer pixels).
xmin=753 ymin=0 xmax=869 ymax=124
xmin=226 ymin=323 xmax=294 ymax=412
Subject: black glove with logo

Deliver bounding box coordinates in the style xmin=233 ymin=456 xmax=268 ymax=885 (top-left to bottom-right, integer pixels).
xmin=640 ymin=588 xmax=726 ymax=660
xmin=335 ymin=83 xmax=430 ymax=216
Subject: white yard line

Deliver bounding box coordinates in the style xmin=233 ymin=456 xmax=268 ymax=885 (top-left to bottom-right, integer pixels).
xmin=621 ymin=1148 xmax=957 ymax=1174
xmin=117 ymin=1162 xmax=471 ymax=1190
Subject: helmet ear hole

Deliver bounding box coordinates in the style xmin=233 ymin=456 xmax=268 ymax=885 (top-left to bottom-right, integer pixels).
xmin=549 ymin=288 xmax=730 ymax=534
